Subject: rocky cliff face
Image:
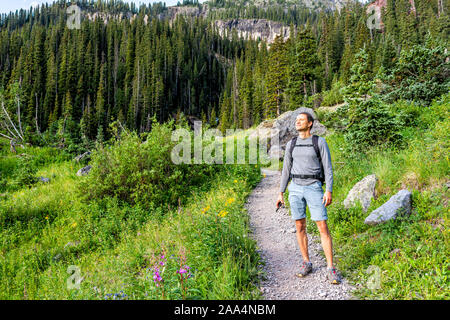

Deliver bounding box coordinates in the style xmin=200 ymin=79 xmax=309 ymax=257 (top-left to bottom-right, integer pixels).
xmin=158 ymin=4 xmax=209 ymax=21
xmin=84 ymin=2 xmax=348 ymax=45
xmin=85 ymin=11 xmax=138 ymax=24
xmin=366 ymin=0 xmax=417 ymax=30
xmin=84 ymin=4 xmax=210 ymax=25
xmin=211 ymin=0 xmax=345 ymax=11
xmin=213 ymin=19 xmax=291 ymax=45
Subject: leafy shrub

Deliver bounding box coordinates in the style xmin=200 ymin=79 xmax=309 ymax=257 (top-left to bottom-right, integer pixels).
xmin=379 ymin=43 xmax=449 ymax=106
xmin=41 ymin=117 xmax=84 ymax=156
xmin=321 ymin=79 xmax=345 ymax=106
xmin=77 ymin=119 xmax=220 ymax=212
xmin=13 ymin=156 xmax=38 ymax=187
xmin=0 ymin=175 xmax=7 ymax=191
xmin=343 ymin=96 xmax=405 ymax=152
xmin=416 ymin=93 xmax=450 ymax=129
xmin=340 ymin=49 xmax=404 ymax=151
xmin=315 ymin=104 xmax=348 ymax=132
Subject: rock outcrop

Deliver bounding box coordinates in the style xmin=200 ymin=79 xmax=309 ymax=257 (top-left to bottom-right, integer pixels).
xmin=85 ymin=4 xmax=209 ymax=25
xmin=213 ymin=19 xmax=291 ymax=45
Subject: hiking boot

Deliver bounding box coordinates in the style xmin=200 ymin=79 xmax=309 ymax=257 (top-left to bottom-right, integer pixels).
xmin=296 ymin=261 xmax=313 ymax=278
xmin=327 ymin=267 xmax=341 ymax=284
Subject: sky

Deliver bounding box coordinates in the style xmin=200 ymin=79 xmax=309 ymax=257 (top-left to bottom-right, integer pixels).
xmin=0 ymin=0 xmax=207 ymax=15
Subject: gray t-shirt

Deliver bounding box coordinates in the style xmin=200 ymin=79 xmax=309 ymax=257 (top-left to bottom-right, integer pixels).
xmin=279 ymin=135 xmax=333 ymax=193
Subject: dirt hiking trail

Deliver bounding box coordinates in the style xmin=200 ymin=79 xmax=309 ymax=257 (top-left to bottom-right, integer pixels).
xmin=246 ymin=168 xmax=355 ymax=300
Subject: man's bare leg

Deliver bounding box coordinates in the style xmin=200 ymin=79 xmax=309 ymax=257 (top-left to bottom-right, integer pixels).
xmin=315 ymin=220 xmax=334 ymax=268
xmin=295 ymin=218 xmax=309 ymax=262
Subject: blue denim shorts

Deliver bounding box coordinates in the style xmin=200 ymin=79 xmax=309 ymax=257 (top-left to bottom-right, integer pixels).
xmin=288 ymin=180 xmax=328 ymax=221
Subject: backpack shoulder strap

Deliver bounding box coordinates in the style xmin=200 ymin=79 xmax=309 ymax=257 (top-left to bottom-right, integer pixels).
xmin=312 ymin=135 xmax=325 ymax=182
xmin=289 ymin=136 xmax=298 ymax=164
xmin=312 ymin=135 xmax=321 ymax=160
xmin=288 ymin=136 xmax=297 ymax=181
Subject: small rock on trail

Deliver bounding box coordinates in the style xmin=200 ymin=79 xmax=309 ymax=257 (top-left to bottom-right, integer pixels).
xmin=245 ymin=168 xmax=355 ymax=300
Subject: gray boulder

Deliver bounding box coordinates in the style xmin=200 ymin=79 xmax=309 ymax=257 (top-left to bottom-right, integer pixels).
xmin=364 ymin=189 xmax=412 ymax=225
xmin=343 ymin=174 xmax=378 ymax=212
xmin=74 ymin=151 xmax=91 ymax=163
xmin=77 ymin=165 xmax=92 ymax=176
xmin=64 ymin=241 xmax=81 ymax=249
xmin=52 ymin=253 xmax=62 ymax=262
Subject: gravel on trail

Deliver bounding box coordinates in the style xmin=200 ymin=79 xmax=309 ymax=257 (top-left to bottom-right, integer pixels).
xmin=245 ymin=168 xmax=356 ymax=300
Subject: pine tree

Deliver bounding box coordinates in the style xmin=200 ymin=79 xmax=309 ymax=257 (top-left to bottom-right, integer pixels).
xmin=63 ymin=90 xmax=73 ymax=120
xmin=342 ymin=48 xmax=375 ymax=129
xmin=30 ymin=26 xmax=46 ymax=128
xmin=318 ymin=16 xmax=334 ymax=90
xmin=239 ymin=57 xmax=253 ymax=129
xmin=58 ymin=29 xmax=70 ymax=110
xmin=43 ymin=51 xmax=57 ymax=131
xmin=397 ymin=0 xmax=418 ymax=49
xmin=210 ymin=106 xmax=217 ymax=127
xmin=384 ymin=0 xmax=399 ymax=43
xmin=286 ymin=29 xmax=321 ymax=110
xmin=380 ymin=35 xmax=397 ymax=71
xmin=96 ymin=62 xmax=106 ymax=130
xmin=264 ymin=35 xmax=288 ymax=119
xmin=219 ymin=91 xmax=232 ymax=134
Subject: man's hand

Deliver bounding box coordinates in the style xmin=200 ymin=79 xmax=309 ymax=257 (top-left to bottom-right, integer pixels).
xmin=276 ymin=193 xmax=285 ymax=211
xmin=322 ymin=191 xmax=332 ymax=207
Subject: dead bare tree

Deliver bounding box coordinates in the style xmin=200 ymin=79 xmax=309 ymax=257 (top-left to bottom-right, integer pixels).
xmin=437 ymin=0 xmax=444 ymax=18
xmin=0 ymin=93 xmax=26 ymax=151
xmin=15 ymin=92 xmax=24 ymax=139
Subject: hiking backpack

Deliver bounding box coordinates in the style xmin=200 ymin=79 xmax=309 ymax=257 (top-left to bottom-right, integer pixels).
xmin=289 ymin=135 xmax=325 ymax=184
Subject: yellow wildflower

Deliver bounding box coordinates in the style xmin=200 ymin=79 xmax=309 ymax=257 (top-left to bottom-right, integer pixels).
xmin=225 ymin=197 xmax=235 ymax=206
xmin=218 ymin=210 xmax=228 ymax=218
xmin=72 ymin=222 xmax=77 ymax=228
xmin=263 ymin=174 xmax=266 ymax=178
xmin=45 ymin=216 xmax=49 ymax=220
xmin=201 ymin=205 xmax=211 ymax=214
xmin=234 ymin=179 xmax=237 ymax=183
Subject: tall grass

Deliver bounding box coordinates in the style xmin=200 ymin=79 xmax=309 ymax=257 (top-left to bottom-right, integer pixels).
xmin=0 ymin=121 xmax=264 ymax=299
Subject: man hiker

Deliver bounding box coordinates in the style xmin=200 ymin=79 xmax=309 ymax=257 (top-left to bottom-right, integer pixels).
xmin=276 ymin=112 xmax=341 ymax=285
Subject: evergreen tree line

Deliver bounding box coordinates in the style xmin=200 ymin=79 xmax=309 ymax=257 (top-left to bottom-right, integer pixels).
xmin=0 ymin=0 xmax=251 ymax=146
xmin=0 ymin=0 xmax=448 ymax=148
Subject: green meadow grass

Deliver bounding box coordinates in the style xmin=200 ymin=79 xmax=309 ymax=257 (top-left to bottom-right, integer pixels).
xmin=0 ymin=131 xmax=264 ymax=299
